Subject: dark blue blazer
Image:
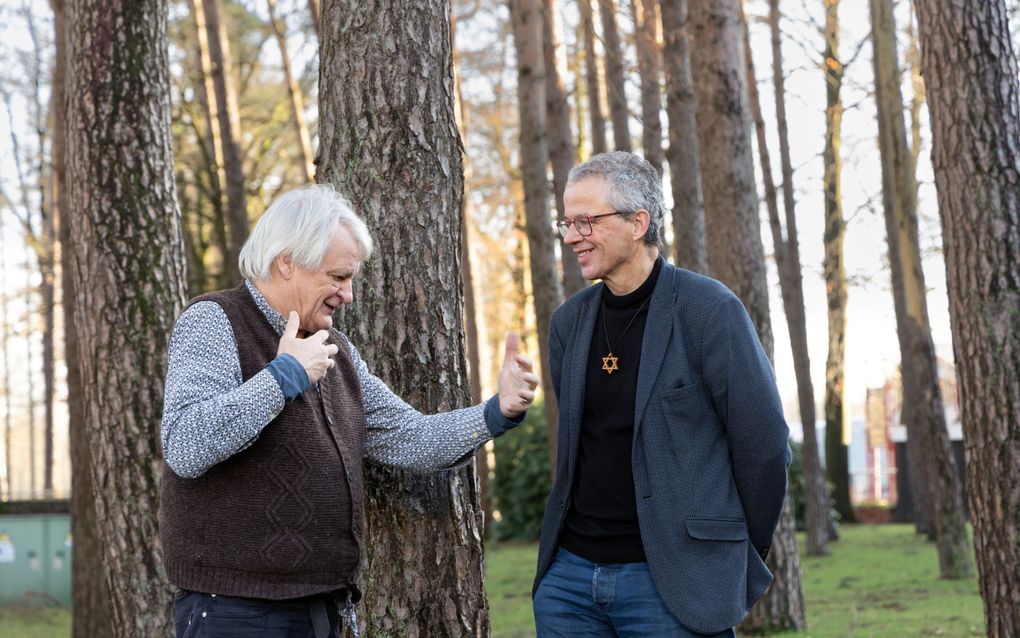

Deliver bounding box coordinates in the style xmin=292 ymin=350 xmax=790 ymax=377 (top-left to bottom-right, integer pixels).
xmin=533 ymin=261 xmax=792 ymax=634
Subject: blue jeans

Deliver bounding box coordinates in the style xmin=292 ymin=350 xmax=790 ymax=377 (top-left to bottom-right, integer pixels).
xmin=173 ymin=590 xmax=341 ymax=638
xmin=533 ymin=548 xmax=736 ymax=637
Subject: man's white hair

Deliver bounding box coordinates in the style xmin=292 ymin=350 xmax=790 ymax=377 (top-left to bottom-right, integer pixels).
xmin=239 ymin=185 xmax=374 ymax=281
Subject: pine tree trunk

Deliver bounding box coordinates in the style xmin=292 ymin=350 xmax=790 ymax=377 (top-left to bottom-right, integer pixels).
xmin=598 ymin=0 xmax=631 ymax=150
xmin=50 ymin=3 xmax=115 ymax=632
xmin=452 ymin=17 xmax=493 ymax=537
xmin=317 ymin=2 xmax=489 ymax=633
xmin=741 ymin=498 xmax=806 ymax=630
xmin=65 ymin=0 xmax=186 ymax=634
xmin=688 ymin=0 xmax=805 ymax=629
xmin=511 ymin=0 xmax=564 ymax=471
xmin=660 ymin=0 xmax=708 ymax=273
xmin=632 ymin=0 xmax=663 ymax=174
xmin=308 ymin=0 xmax=320 ymax=39
xmin=746 ymin=0 xmax=828 ymax=555
xmin=765 ymin=0 xmax=828 ymax=556
xmin=542 ymin=0 xmax=585 ymax=297
xmin=870 ymin=0 xmax=972 ymax=579
xmin=26 ymin=275 xmax=37 ymax=497
xmin=267 ymin=0 xmax=315 ymax=183
xmin=914 ymin=0 xmax=1020 ymax=632
xmin=202 ymin=0 xmax=247 ymax=284
xmin=821 ymin=0 xmax=855 ymax=528
xmin=188 ymin=0 xmax=231 ymax=289
xmin=0 ymin=219 xmax=12 ymax=500
xmin=580 ymin=0 xmax=608 ymax=154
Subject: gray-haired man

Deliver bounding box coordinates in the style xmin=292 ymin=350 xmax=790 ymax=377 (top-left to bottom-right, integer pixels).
xmin=160 ymin=185 xmax=537 ymax=637
xmin=532 ymin=152 xmax=791 ymax=636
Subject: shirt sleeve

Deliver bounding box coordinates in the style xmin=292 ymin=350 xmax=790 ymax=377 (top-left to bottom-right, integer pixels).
xmin=350 ymin=340 xmax=517 ymax=472
xmin=160 ymin=301 xmax=287 ymax=479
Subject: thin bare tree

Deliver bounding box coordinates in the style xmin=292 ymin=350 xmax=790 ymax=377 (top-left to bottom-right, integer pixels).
xmin=598 ymin=0 xmax=632 ymax=150
xmin=202 ymin=0 xmax=248 ymax=283
xmin=511 ymin=0 xmax=564 ymax=469
xmin=267 ymin=0 xmax=315 ymax=183
xmin=660 ymin=0 xmax=708 ymax=273
xmin=870 ymin=0 xmax=972 ymax=579
xmin=580 ymin=0 xmax=608 ymax=154
xmin=767 ymin=0 xmax=828 ymax=551
xmin=632 ymin=0 xmax=663 ymax=174
xmin=821 ymin=0 xmax=855 ymax=529
xmin=543 ymin=0 xmax=586 ymax=297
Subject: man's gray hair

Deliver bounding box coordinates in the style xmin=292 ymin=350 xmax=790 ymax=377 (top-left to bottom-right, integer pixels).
xmin=567 ymin=151 xmax=664 ymax=247
xmin=239 ymin=184 xmax=374 ymax=281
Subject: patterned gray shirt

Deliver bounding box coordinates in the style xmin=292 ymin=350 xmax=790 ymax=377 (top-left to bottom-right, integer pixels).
xmin=161 ymin=281 xmax=508 ymax=479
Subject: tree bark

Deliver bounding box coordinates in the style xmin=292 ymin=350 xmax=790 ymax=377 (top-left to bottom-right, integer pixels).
xmin=579 ymin=0 xmax=608 ymax=154
xmin=317 ymin=1 xmax=489 ymax=633
xmin=49 ymin=2 xmax=115 ymax=632
xmin=452 ymin=14 xmax=494 ymax=537
xmin=542 ymin=0 xmax=585 ymax=297
xmin=821 ymin=0 xmax=855 ymax=529
xmin=871 ymin=0 xmax=972 ymax=579
xmin=267 ymin=0 xmax=315 ymax=184
xmin=747 ymin=0 xmax=828 ymax=556
xmin=65 ymin=0 xmax=187 ymax=632
xmin=598 ymin=0 xmax=632 ymax=150
xmin=688 ymin=0 xmax=805 ymax=630
xmin=914 ymin=1 xmax=1019 ymax=630
xmin=632 ymin=0 xmax=663 ymax=174
xmin=769 ymin=0 xmax=828 ymax=555
xmin=660 ymin=0 xmax=708 ymax=273
xmin=511 ymin=0 xmax=564 ymax=471
xmin=202 ymin=0 xmax=248 ymax=284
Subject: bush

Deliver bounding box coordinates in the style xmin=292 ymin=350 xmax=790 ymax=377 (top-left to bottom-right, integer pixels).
xmin=787 ymin=439 xmax=840 ymax=532
xmin=491 ymin=400 xmax=553 ymax=541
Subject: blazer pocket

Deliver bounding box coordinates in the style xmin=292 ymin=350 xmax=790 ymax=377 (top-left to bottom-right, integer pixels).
xmin=686 ymin=518 xmax=748 ymax=541
xmin=660 ymin=382 xmax=699 ymax=403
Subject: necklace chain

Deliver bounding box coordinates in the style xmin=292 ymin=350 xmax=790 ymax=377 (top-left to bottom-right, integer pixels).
xmin=600 ymin=296 xmax=651 ymax=375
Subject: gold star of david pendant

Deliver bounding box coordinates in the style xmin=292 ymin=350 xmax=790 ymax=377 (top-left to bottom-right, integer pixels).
xmin=602 ymin=353 xmax=620 ymax=375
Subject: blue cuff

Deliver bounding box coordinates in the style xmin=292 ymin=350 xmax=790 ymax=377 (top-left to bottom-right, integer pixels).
xmin=266 ymin=354 xmax=310 ymax=402
xmin=484 ymin=395 xmax=526 ymax=437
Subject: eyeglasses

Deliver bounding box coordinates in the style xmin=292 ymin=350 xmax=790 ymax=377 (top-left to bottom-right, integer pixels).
xmin=555 ymin=211 xmax=633 ymax=239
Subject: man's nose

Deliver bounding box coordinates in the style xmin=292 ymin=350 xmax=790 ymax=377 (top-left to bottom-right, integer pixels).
xmin=337 ymin=284 xmax=354 ymax=304
xmin=563 ymin=223 xmax=582 ymax=243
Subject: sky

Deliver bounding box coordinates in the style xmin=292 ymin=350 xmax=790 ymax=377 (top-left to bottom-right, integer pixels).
xmin=1 ymin=0 xmax=1014 ymax=443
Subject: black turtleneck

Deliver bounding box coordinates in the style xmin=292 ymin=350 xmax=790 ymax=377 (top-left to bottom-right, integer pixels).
xmin=560 ymin=256 xmax=662 ymax=564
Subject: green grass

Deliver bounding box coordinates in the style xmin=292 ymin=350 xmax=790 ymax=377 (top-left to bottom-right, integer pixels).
xmin=0 ymin=525 xmax=985 ymax=637
xmin=485 ymin=524 xmax=985 ymax=638
xmin=0 ymin=606 xmax=70 ymax=638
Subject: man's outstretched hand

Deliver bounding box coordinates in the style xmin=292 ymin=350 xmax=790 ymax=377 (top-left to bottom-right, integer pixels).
xmin=497 ymin=332 xmax=540 ymax=418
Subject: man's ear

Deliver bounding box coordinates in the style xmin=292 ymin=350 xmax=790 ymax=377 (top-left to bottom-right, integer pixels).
xmin=632 ymin=209 xmax=651 ymax=240
xmin=275 ymin=253 xmax=295 ymax=280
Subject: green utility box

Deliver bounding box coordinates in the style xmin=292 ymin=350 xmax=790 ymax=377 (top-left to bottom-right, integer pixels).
xmin=0 ymin=514 xmax=72 ymax=606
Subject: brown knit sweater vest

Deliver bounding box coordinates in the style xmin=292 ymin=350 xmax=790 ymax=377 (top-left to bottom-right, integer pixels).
xmin=159 ymin=284 xmax=366 ymax=599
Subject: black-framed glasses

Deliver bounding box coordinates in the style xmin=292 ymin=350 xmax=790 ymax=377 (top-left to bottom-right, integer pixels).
xmin=555 ymin=211 xmax=634 ymax=239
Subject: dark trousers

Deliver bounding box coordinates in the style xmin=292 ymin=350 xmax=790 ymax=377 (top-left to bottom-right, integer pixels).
xmin=174 ymin=590 xmax=342 ymax=638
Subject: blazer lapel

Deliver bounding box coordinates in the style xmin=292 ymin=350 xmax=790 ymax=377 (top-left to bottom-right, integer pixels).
xmin=634 ymin=263 xmax=676 ymax=430
xmin=566 ymin=288 xmax=600 ymax=478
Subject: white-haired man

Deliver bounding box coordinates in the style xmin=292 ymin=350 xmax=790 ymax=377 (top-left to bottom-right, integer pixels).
xmin=159 ymin=185 xmax=538 ymax=638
